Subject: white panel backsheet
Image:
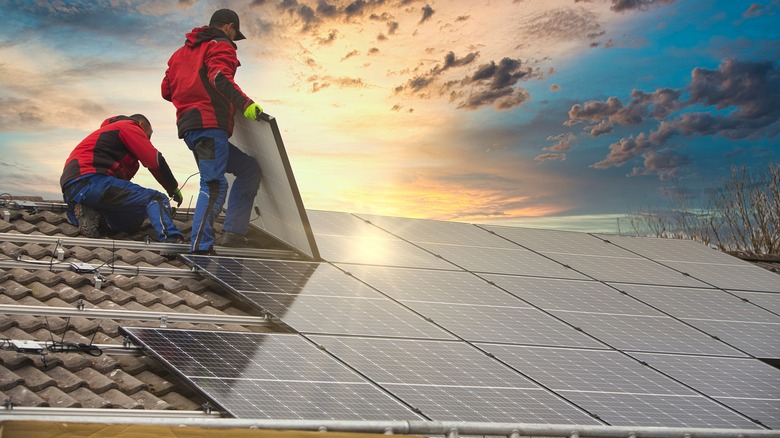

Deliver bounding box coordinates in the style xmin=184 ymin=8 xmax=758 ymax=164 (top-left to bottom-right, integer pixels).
xmin=230 ymin=113 xmax=318 ymax=260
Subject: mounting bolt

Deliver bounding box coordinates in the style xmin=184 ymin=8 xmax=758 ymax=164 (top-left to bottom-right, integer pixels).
xmin=3 ymin=398 xmax=13 ymax=410
xmin=160 ymin=315 xmax=168 ymax=328
xmin=76 ymin=299 xmax=85 ymax=311
xmin=202 ymin=402 xmax=212 ymax=414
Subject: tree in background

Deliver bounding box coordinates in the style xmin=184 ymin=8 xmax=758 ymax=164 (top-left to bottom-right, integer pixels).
xmin=625 ymin=163 xmax=779 ymax=255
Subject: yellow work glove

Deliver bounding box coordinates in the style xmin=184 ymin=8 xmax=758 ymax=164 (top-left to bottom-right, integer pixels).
xmin=171 ymin=188 xmax=183 ymax=207
xmin=244 ymin=102 xmax=263 ymax=121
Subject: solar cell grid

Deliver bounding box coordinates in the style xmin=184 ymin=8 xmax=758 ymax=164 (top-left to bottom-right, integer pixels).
xmin=483 ymin=275 xmax=659 ymax=315
xmin=382 ymin=384 xmax=601 ymax=424
xmin=185 ymin=256 xmax=320 ymax=295
xmin=341 ymin=264 xmax=524 ymax=306
xmin=236 ymin=292 xmax=456 ymax=339
xmin=191 ymin=378 xmax=420 ymax=420
xmin=615 ymin=284 xmax=780 ymax=322
xmin=483 ymin=225 xmax=629 ymax=257
xmin=596 ymin=234 xmax=744 ymax=265
xmin=354 ymin=213 xmax=518 ymax=248
xmin=314 ymin=233 xmax=458 ymax=268
xmin=121 ymin=328 xmax=424 ymax=420
xmin=710 ymin=398 xmax=780 ymax=429
xmin=561 ymin=392 xmax=757 ymax=428
xmin=400 ymin=301 xmax=606 ymax=348
xmin=662 ymin=261 xmax=780 ymax=292
xmin=477 ymin=344 xmax=692 ymax=395
xmin=677 ymin=320 xmax=780 ymax=358
xmin=548 ymin=311 xmax=748 ymax=356
xmin=307 ymin=209 xmax=397 ymax=240
xmin=731 ymin=290 xmax=780 ymax=315
xmin=310 ymin=336 xmax=536 ymax=387
xmin=418 ymin=243 xmax=590 ymax=279
xmin=629 ymin=353 xmax=780 ymax=400
xmin=544 ymin=253 xmax=709 ymax=287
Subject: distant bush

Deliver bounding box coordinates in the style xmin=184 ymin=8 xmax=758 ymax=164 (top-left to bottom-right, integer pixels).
xmin=625 ymin=163 xmax=779 ymax=255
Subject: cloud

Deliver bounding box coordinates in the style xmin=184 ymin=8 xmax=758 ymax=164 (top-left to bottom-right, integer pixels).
xmin=519 ymin=6 xmax=603 ymax=43
xmin=610 ymin=0 xmax=676 ymax=13
xmin=534 ymin=153 xmax=567 ymax=161
xmin=579 ymin=58 xmax=780 ymax=176
xmin=544 ymin=133 xmax=577 ymax=152
xmin=420 ymin=4 xmax=435 ymax=23
xmin=395 ymin=52 xmax=536 ymax=110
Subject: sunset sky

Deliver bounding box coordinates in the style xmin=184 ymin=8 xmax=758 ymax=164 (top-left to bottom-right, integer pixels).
xmin=1 ymin=0 xmax=778 ymax=232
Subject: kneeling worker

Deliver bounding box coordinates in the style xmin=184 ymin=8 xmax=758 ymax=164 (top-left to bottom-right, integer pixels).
xmin=60 ymin=114 xmax=185 ymax=243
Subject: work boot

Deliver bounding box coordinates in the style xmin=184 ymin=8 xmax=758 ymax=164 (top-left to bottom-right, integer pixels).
xmin=219 ymin=231 xmax=255 ymax=248
xmin=162 ymin=234 xmax=186 ymax=244
xmin=192 ymin=246 xmax=218 ymax=256
xmin=74 ymin=203 xmax=102 ymax=238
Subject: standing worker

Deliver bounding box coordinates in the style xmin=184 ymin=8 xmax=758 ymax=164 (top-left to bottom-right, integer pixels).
xmin=162 ymin=8 xmax=263 ymax=255
xmin=60 ymin=114 xmax=185 ymax=243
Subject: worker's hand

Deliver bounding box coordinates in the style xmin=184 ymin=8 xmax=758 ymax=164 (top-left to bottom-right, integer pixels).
xmin=244 ymin=102 xmax=263 ymax=121
xmin=171 ymin=188 xmax=183 ymax=207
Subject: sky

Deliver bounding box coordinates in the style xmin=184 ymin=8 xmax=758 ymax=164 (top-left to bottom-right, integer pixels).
xmin=0 ymin=0 xmax=778 ymax=233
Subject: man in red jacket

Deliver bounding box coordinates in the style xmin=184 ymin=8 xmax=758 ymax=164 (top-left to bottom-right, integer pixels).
xmin=60 ymin=114 xmax=184 ymax=242
xmin=162 ymin=8 xmax=263 ymax=255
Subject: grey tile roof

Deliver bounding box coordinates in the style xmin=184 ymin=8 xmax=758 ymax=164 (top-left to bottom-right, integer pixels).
xmin=0 ymin=196 xmax=289 ymax=415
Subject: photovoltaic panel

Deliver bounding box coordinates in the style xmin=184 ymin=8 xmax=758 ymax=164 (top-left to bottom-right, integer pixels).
xmin=629 ymin=352 xmax=780 ymax=400
xmin=340 ymin=264 xmax=528 ymax=306
xmin=183 ymin=256 xmax=455 ymax=339
xmin=307 ymin=210 xmax=398 ymax=241
xmin=561 ymin=392 xmax=757 ymax=428
xmin=675 ymin=319 xmax=780 ymax=358
xmin=305 ymin=210 xmax=457 ymax=269
xmin=547 ymin=311 xmax=748 ymax=356
xmin=482 ymin=275 xmax=659 ymax=315
xmin=475 ymin=343 xmax=757 ymax=428
xmin=483 ymin=225 xmax=631 ymax=257
xmin=660 ymin=261 xmax=780 ymax=292
xmin=540 ymin=253 xmax=709 ymax=287
xmin=415 ymin=243 xmax=590 ymax=279
xmin=353 ymin=213 xmax=519 ymax=248
xmin=477 ymin=344 xmax=692 ymax=394
xmin=314 ymin=233 xmax=458 ymax=269
xmin=382 ymin=384 xmax=600 ymax=424
xmin=597 ymin=234 xmax=780 ymax=293
xmin=309 ymin=335 xmax=600 ymax=425
xmin=402 ymin=301 xmax=607 ymax=348
xmin=630 ymin=352 xmax=780 ymax=428
xmin=230 ymin=114 xmax=319 ymax=260
xmin=614 ymin=284 xmax=780 ymax=322
xmin=120 ymin=328 xmax=423 ymax=420
xmin=730 ymin=290 xmax=780 ymax=315
xmin=595 ymin=233 xmax=747 ymax=264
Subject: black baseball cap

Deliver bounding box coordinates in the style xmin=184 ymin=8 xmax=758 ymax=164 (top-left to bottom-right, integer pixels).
xmin=210 ymin=8 xmax=246 ymax=40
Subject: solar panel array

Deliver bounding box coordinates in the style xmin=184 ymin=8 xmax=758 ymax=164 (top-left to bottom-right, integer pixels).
xmin=126 ymin=210 xmax=779 ymax=429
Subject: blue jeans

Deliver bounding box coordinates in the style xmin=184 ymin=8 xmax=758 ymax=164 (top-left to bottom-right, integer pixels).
xmin=63 ymin=174 xmax=182 ymax=241
xmin=183 ymin=128 xmax=261 ymax=253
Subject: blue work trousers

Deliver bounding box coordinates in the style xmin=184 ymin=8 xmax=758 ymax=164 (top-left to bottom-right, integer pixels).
xmin=183 ymin=128 xmax=261 ymax=253
xmin=63 ymin=174 xmax=182 ymax=241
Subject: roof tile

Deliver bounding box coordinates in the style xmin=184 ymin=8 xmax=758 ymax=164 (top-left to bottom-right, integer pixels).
xmin=50 ymin=284 xmax=85 ymax=304
xmin=0 ymin=350 xmax=34 ymax=371
xmin=1 ymin=279 xmax=31 ymax=300
xmin=132 ymin=389 xmax=172 ymax=410
xmin=159 ymin=391 xmax=203 ymax=411
xmin=4 ymin=384 xmax=48 ymax=407
xmin=100 ymin=388 xmax=144 ymax=409
xmin=46 ymin=366 xmax=87 ymax=392
xmin=67 ymin=387 xmax=112 ymax=408
xmin=0 ymin=368 xmax=24 ymax=391
xmin=106 ymin=368 xmax=146 ymax=395
xmin=56 ymin=354 xmax=91 ymax=372
xmin=39 ymin=385 xmax=81 ymax=408
xmin=86 ymin=355 xmax=120 ymax=374
xmin=134 ymin=370 xmax=175 ymax=396
xmin=14 ymin=365 xmax=56 ymax=391
xmin=29 ymin=282 xmax=59 ymax=302
xmin=73 ymin=368 xmax=118 ymax=393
